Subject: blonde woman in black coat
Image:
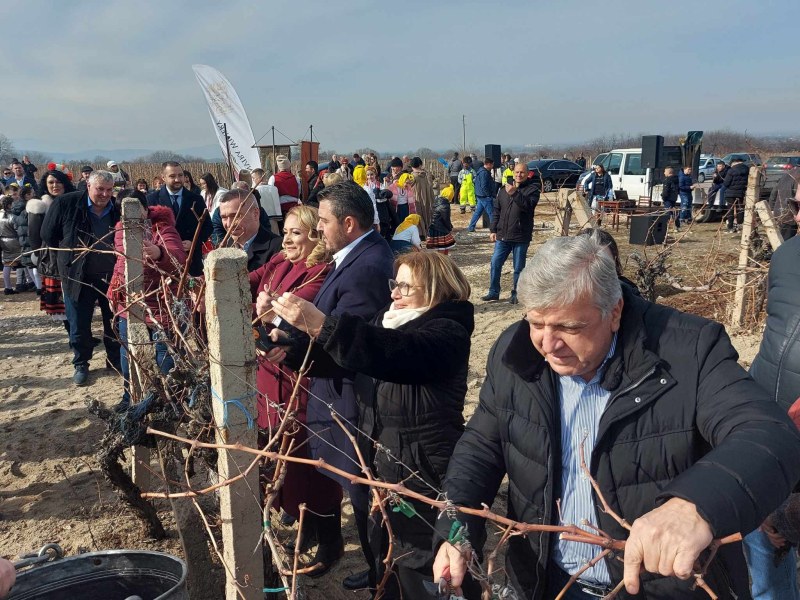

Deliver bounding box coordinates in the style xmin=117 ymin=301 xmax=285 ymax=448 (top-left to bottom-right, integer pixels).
xmin=269 ymin=251 xmax=475 ymax=598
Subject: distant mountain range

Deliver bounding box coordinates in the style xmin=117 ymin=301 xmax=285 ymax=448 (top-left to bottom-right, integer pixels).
xmin=12 ymin=140 xmax=224 ymax=162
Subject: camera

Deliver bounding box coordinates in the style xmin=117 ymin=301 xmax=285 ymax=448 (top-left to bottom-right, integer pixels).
xmin=253 ymin=325 xmax=292 ymax=353
xmin=506 ymin=175 xmax=514 ymax=185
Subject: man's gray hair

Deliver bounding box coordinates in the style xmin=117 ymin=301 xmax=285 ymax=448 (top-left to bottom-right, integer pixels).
xmin=517 ymin=232 xmax=622 ymax=317
xmin=88 ymin=170 xmax=114 ymax=185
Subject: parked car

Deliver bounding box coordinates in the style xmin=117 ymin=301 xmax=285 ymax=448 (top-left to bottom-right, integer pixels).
xmin=763 ymin=155 xmax=800 ymax=195
xmin=721 ymin=153 xmax=762 ymax=167
xmin=526 ymin=159 xmax=584 ymax=192
xmin=697 ymin=155 xmax=723 ymax=183
xmin=765 ymin=155 xmax=800 ymax=172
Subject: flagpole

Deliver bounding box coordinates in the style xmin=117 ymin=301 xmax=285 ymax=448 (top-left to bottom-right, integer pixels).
xmin=271 ymin=126 xmax=276 ymax=175
xmin=223 ymin=122 xmax=234 ymax=183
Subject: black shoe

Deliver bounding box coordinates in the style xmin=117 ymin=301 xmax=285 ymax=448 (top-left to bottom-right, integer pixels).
xmin=303 ymin=538 xmax=344 ymax=579
xmin=509 ymin=292 xmax=518 ymax=305
xmin=73 ymin=364 xmax=89 ymax=386
xmin=35 ymin=288 xmax=42 ymax=296
xmin=342 ymin=569 xmax=372 ymax=591
xmin=481 ymin=293 xmax=499 ymax=302
xmin=3 ymin=288 xmax=15 ymax=296
xmin=459 ymin=208 xmax=466 ymax=214
xmin=283 ymin=528 xmax=316 ymax=555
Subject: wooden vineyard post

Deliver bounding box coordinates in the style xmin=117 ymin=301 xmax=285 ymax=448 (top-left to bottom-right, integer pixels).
xmin=121 ymin=199 xmax=152 ymax=489
xmin=730 ymin=166 xmax=764 ymax=327
xmin=754 ymin=200 xmax=785 ymax=250
xmin=554 ymin=189 xmax=595 ymax=236
xmin=204 ymin=248 xmax=265 ymax=600
xmin=556 ymin=188 xmax=571 ymax=235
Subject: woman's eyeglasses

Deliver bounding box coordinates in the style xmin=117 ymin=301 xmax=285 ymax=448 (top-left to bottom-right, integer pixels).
xmin=388 ymin=279 xmax=421 ymax=296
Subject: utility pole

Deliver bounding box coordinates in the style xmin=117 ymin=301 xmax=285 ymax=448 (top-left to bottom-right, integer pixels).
xmin=462 ymin=115 xmax=466 ymax=153
xmin=310 ymin=124 xmax=313 ymax=143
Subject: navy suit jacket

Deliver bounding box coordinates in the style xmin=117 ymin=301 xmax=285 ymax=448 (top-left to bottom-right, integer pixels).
xmin=146 ymin=187 xmax=211 ymax=276
xmin=301 ymin=230 xmax=394 ymax=489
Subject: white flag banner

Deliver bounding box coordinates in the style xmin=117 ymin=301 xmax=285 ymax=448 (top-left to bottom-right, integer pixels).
xmin=192 ymin=64 xmax=261 ymax=175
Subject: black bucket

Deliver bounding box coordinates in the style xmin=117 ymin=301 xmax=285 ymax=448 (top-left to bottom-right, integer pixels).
xmin=9 ymin=550 xmax=188 ymax=600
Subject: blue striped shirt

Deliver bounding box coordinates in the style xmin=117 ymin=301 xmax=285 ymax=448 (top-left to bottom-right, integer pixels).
xmin=551 ymin=333 xmax=617 ymax=585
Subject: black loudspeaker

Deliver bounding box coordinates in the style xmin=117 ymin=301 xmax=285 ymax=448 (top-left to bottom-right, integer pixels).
xmin=485 ymin=144 xmax=501 ymax=167
xmin=641 ymin=135 xmax=663 ymax=169
xmin=629 ymin=213 xmax=669 ymax=246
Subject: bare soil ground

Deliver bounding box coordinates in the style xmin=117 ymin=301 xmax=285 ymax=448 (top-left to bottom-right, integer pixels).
xmin=0 ymin=192 xmax=764 ymax=597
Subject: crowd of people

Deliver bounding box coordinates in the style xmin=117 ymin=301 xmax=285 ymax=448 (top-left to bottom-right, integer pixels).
xmin=2 ymin=149 xmax=800 ymax=600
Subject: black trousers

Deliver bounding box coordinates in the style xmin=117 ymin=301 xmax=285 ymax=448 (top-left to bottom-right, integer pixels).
xmin=63 ymin=275 xmax=120 ymax=367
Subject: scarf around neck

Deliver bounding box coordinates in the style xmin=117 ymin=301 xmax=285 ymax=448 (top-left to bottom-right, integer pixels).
xmin=381 ymin=304 xmax=429 ymax=329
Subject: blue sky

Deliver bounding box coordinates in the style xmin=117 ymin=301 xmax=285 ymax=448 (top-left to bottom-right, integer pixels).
xmin=2 ymin=0 xmax=798 ymax=157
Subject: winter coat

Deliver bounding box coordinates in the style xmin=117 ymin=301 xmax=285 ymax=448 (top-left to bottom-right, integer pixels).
xmin=678 ymin=170 xmax=694 ymax=197
xmin=473 ymin=165 xmax=496 ymax=199
xmin=428 ymin=196 xmax=453 ymax=238
xmin=24 ymin=198 xmax=47 ymax=265
xmin=316 ymin=300 xmax=475 ymax=496
xmin=250 ymin=252 xmax=332 ymax=430
xmin=107 ymin=205 xmax=186 ymax=326
xmin=750 ymin=234 xmax=800 ymax=412
xmin=11 ymin=200 xmax=33 ymax=267
xmin=448 ymin=158 xmax=463 ymax=178
xmin=40 ymin=190 xmax=121 ymax=301
xmin=306 ymin=173 xmax=323 ymax=208
xmin=411 ymin=168 xmax=435 ymax=237
xmin=436 ymin=285 xmax=800 ymax=599
xmin=273 ymin=171 xmax=299 ymax=198
xmin=723 ymin=163 xmax=749 ymax=199
xmin=490 ymin=177 xmax=541 ymax=243
xmin=712 ymin=165 xmax=730 ymax=186
xmin=583 ymin=171 xmax=614 ymax=199
xmin=661 ymin=174 xmax=679 ymax=203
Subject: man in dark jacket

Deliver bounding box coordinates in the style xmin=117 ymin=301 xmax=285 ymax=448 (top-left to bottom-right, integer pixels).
xmin=723 ymin=158 xmax=749 ymax=233
xmin=745 ymin=196 xmax=800 ymax=600
xmin=433 ymin=232 xmax=800 ymax=600
xmin=216 ymin=189 xmax=281 ymax=271
xmin=448 ymin=152 xmax=463 ymax=204
xmin=678 ymin=166 xmax=695 ymax=224
xmin=661 ymin=166 xmax=680 ymax=227
xmin=467 ymin=157 xmax=496 ymax=232
xmin=484 ymin=161 xmax=540 ymax=304
xmin=146 ymin=161 xmax=211 ymax=276
xmin=7 ymin=160 xmax=38 ymax=196
xmin=273 ymin=182 xmax=394 ymax=589
xmin=41 ymin=170 xmax=121 ymax=385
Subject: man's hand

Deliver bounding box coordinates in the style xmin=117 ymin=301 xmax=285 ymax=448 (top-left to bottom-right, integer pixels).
xmin=142 ymin=240 xmax=162 ymax=261
xmin=182 ymin=240 xmax=192 ymax=251
xmin=489 ymin=233 xmax=497 ymax=243
xmin=271 ymin=293 xmax=326 ymax=338
xmin=0 ymin=558 xmax=15 ymax=599
xmin=623 ymin=497 xmax=713 ymax=595
xmin=505 ymin=183 xmax=516 ymax=195
xmin=432 ymin=542 xmax=469 ymax=595
xmin=760 ymin=513 xmax=787 ymax=549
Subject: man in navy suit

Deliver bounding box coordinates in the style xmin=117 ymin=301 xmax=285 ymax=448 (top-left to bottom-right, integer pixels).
xmin=275 ymin=182 xmax=394 ymax=588
xmin=146 ymin=161 xmax=211 ymax=276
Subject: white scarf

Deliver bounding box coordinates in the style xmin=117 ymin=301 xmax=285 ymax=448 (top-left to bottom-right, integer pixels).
xmin=381 ymin=304 xmax=429 ymax=329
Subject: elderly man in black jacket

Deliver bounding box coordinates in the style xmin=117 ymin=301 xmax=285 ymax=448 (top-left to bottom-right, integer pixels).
xmin=146 ymin=161 xmax=211 ymax=275
xmin=41 ymin=170 xmax=121 ymax=385
xmin=483 ymin=161 xmax=540 ymax=304
xmin=723 ymin=157 xmax=750 ymax=233
xmin=433 ymin=232 xmax=800 ymax=600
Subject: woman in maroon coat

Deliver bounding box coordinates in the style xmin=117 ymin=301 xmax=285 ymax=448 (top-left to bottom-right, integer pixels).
xmin=250 ymin=205 xmax=338 ymax=547
xmin=107 ymin=193 xmax=187 ymax=408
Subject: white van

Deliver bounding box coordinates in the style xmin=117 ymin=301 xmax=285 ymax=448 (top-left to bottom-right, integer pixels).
xmin=580 ymin=148 xmax=652 ymax=200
